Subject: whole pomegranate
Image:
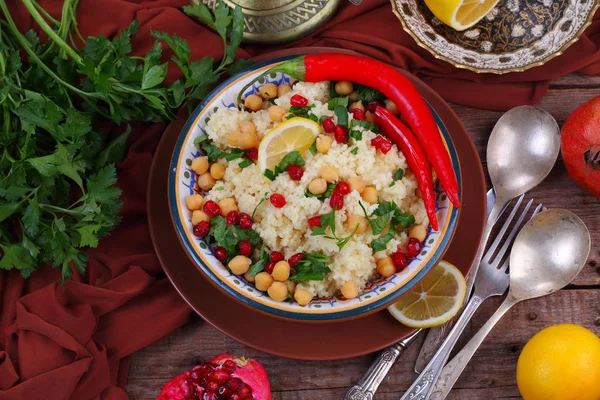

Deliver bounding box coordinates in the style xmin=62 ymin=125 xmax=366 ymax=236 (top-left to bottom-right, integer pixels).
xmin=156 ymin=354 xmax=271 ymax=400
xmin=561 ymin=96 xmax=600 ymax=199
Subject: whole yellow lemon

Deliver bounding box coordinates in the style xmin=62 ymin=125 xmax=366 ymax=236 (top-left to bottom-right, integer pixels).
xmin=517 ymin=324 xmax=600 ymax=400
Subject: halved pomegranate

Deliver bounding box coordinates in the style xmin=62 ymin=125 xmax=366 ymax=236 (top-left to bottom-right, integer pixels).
xmin=156 ymin=354 xmax=271 ymax=400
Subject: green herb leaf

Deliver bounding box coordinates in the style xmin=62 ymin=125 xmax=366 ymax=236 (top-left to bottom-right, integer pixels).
xmin=349 ymin=129 xmax=363 ymax=141
xmin=290 ymin=252 xmax=331 ymax=282
xmin=350 ymin=147 xmax=359 ymax=155
xmin=354 ymin=84 xmax=385 ymax=103
xmin=238 ymin=159 xmax=253 ymax=169
xmin=264 ymin=151 xmax=305 ymax=181
xmin=251 ymin=192 xmax=269 ymax=219
xmin=96 ymin=125 xmax=131 ymax=168
xmin=141 ymin=63 xmax=167 ymax=89
xmin=334 ymin=105 xmax=348 ymax=128
xmin=309 ymin=140 xmax=317 ymax=155
xmin=350 ymin=119 xmax=380 ymax=133
xmin=247 ymin=244 xmax=269 ymax=277
xmin=393 ymin=168 xmax=404 ymax=180
xmin=371 ymin=227 xmax=396 ymax=252
xmin=327 ymin=96 xmax=348 ymax=110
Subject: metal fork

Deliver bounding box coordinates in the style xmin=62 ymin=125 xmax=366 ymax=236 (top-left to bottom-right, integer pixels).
xmin=400 ymin=195 xmax=537 ymax=400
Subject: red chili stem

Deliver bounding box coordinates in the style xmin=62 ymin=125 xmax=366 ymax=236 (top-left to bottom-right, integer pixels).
xmin=371 ymin=106 xmax=439 ymax=231
xmin=239 ymin=54 xmax=460 ymax=208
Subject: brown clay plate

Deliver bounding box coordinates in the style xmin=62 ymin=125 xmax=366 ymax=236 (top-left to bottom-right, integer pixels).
xmin=148 ymin=48 xmax=486 ymax=360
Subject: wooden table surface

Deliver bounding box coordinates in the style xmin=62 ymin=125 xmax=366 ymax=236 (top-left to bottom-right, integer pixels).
xmin=127 ymin=74 xmax=600 ymax=399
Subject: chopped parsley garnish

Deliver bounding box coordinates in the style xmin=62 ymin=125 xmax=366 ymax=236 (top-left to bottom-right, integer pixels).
xmin=238 ymin=159 xmax=253 ymax=169
xmin=359 ymin=200 xmax=415 ymax=251
xmin=289 ymin=252 xmax=332 ymax=282
xmin=251 ymin=192 xmax=269 ymax=219
xmin=327 ymin=96 xmax=349 ymax=110
xmin=371 ymin=226 xmax=396 ymax=252
xmin=334 ymin=105 xmax=348 ymax=127
xmin=194 ymin=135 xmax=245 ymax=163
xmin=309 ymin=140 xmax=317 ymax=155
xmin=264 ymin=151 xmax=305 ymax=181
xmin=207 ymin=216 xmax=261 ymax=259
xmin=349 ymin=129 xmax=363 ymax=141
xmin=350 ymin=147 xmax=359 ymax=155
xmin=286 ymin=104 xmax=317 ymax=120
xmin=310 ymin=208 xmax=359 ymax=250
xmin=350 ymin=119 xmax=380 ymax=133
xmin=246 ymin=243 xmax=269 ymax=277
xmin=353 ymin=83 xmax=385 ymax=103
xmin=393 ymin=168 xmax=404 ymax=180
xmin=305 ymin=182 xmax=338 ymax=200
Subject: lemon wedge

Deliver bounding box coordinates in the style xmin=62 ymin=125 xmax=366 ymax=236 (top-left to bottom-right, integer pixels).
xmin=424 ymin=0 xmax=500 ymax=31
xmin=388 ymin=260 xmax=466 ymax=328
xmin=258 ymin=117 xmax=320 ymax=172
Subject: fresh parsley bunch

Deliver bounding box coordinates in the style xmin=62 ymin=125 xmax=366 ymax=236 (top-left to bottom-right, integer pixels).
xmin=0 ymin=0 xmax=250 ymax=280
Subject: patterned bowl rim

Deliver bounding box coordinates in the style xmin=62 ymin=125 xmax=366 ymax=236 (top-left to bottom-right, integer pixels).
xmin=391 ymin=0 xmax=600 ymax=75
xmin=168 ymin=55 xmax=461 ymax=321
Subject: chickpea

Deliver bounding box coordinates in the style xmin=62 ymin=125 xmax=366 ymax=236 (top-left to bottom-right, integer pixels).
xmin=244 ymin=94 xmax=263 ymax=112
xmin=191 ymin=156 xmax=209 ymax=175
xmin=228 ymin=255 xmax=251 ymax=275
xmin=316 ymin=135 xmax=333 ymax=154
xmin=361 ymin=186 xmax=378 ymax=204
xmin=272 ymin=261 xmax=290 ymax=281
xmin=218 ymin=198 xmax=238 ymax=216
xmin=349 ymin=100 xmax=365 ymax=112
xmin=277 ymin=84 xmax=292 ymax=97
xmin=376 ymin=257 xmax=396 ymax=278
xmin=210 ymin=163 xmax=226 ymax=180
xmin=185 ymin=193 xmax=204 ymax=211
xmin=385 ymin=99 xmax=400 ymax=115
xmin=320 ymin=166 xmax=339 ymax=183
xmin=409 ymin=225 xmax=428 ymax=242
xmin=228 ymin=130 xmax=242 ymax=146
xmin=239 ymin=120 xmax=257 ymax=135
xmin=285 ymin=280 xmax=296 ymax=295
xmin=341 ymin=281 xmax=359 ymax=299
xmin=308 ymin=178 xmax=327 ymax=195
xmin=191 ymin=210 xmax=210 ymax=225
xmin=294 ymin=289 xmax=313 ymax=306
xmin=347 ymin=215 xmax=368 ymax=234
xmin=258 ymin=83 xmax=278 ymax=99
xmin=347 ymin=177 xmax=366 ymax=194
xmin=198 ymin=172 xmax=216 ymax=191
xmin=349 ymin=91 xmax=359 ymax=101
xmin=268 ymin=281 xmax=288 ymax=302
xmin=255 ymin=272 xmax=274 ymax=291
xmin=268 ymin=105 xmax=286 ymax=122
xmin=244 ymin=272 xmax=256 ymax=283
xmin=365 ymin=111 xmax=376 ymax=124
xmin=236 ymin=131 xmax=259 ymax=150
xmin=334 ymin=81 xmax=353 ymax=96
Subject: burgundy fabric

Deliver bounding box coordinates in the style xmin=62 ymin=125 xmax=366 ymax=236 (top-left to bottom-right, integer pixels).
xmin=1 ymin=0 xmax=599 ymax=399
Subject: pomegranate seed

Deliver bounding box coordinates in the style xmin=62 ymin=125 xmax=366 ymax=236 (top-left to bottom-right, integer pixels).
xmin=288 ymin=252 xmax=304 ymax=266
xmin=330 ymin=191 xmax=344 ymax=209
xmin=245 ymin=148 xmax=258 ymax=161
xmin=227 ymin=377 xmax=243 ymax=392
xmin=371 ymin=135 xmax=392 ymax=154
xmin=270 ymin=251 xmax=284 ymax=263
xmin=391 ymin=251 xmax=408 ymax=271
xmin=334 ymin=124 xmax=348 ymax=143
xmin=226 ymin=210 xmax=240 ymax=225
xmin=239 ymin=240 xmax=253 ymax=256
xmin=203 ymin=200 xmax=221 ymax=217
xmin=210 ymin=370 xmax=229 ymax=384
xmin=308 ymin=216 xmax=322 ymax=227
xmin=351 ymin=108 xmax=366 ymax=120
xmin=322 ymin=116 xmax=336 ymax=133
xmin=207 ymin=381 xmax=219 ymax=391
xmin=290 ymin=94 xmax=308 ymax=107
xmin=239 ymin=216 xmax=253 ymax=229
xmin=238 ymin=212 xmax=251 ymax=221
xmin=287 ymin=164 xmax=305 ymax=181
xmin=270 ymin=193 xmax=286 ymax=208
xmin=193 ymin=221 xmax=210 ymax=237
xmin=214 ymin=246 xmax=227 ymax=262
xmin=222 ymin=360 xmax=237 ymax=373
xmin=230 ymin=395 xmax=241 ymax=400
xmin=336 ymin=182 xmax=350 ymax=195
xmin=238 ymin=385 xmax=252 ymax=396
xmin=265 ymin=261 xmax=276 ymax=274
xmin=406 ymin=238 xmax=422 ymax=258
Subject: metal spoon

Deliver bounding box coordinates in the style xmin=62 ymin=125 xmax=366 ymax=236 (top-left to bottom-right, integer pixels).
xmin=415 ymin=105 xmax=561 ymax=372
xmin=430 ymin=209 xmax=591 ymax=399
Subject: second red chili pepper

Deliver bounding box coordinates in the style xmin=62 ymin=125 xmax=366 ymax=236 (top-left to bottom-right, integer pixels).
xmin=370 ymin=105 xmax=439 ymax=231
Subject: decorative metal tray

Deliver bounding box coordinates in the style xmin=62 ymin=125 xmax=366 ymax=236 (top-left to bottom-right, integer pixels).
xmin=392 ymin=0 xmax=600 ymax=74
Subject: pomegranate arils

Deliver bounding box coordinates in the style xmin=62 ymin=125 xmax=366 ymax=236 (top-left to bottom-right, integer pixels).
xmin=214 ymin=246 xmax=227 ymax=262
xmin=238 ymin=384 xmax=252 ymax=396
xmin=265 ymin=261 xmax=276 ymax=274
xmin=290 ymin=94 xmax=308 ymax=107
xmin=308 ymin=216 xmax=322 ymax=227
xmin=270 ymin=193 xmax=286 ymax=208
xmin=330 ymin=191 xmax=344 ymax=209
xmin=371 ymin=135 xmax=392 ymax=154
xmin=270 ymin=251 xmax=284 ymax=263
xmin=406 ymin=238 xmax=422 ymax=258
xmin=226 ymin=210 xmax=240 ymax=225
xmin=351 ymin=108 xmax=366 ymax=120
xmin=193 ymin=221 xmax=210 ymax=237
xmin=334 ymin=124 xmax=348 ymax=143
xmin=336 ymin=182 xmax=350 ymax=195
xmin=239 ymin=240 xmax=253 ymax=256
xmin=322 ymin=116 xmax=336 ymax=133
xmin=391 ymin=251 xmax=408 ymax=272
xmin=239 ymin=213 xmax=253 ymax=229
xmin=288 ymin=252 xmax=304 ymax=266
xmin=245 ymin=148 xmax=258 ymax=161
xmin=203 ymin=200 xmax=221 ymax=217
xmin=207 ymin=381 xmax=220 ymax=392
xmin=287 ymin=164 xmax=304 ymax=181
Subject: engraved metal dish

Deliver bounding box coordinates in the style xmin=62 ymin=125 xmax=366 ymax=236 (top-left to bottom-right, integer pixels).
xmin=391 ymin=0 xmax=600 ymax=74
xmin=199 ymin=0 xmax=341 ymax=44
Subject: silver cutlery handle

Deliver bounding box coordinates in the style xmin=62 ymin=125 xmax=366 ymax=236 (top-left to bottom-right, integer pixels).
xmin=400 ymin=295 xmax=484 ymax=400
xmin=430 ymin=298 xmax=516 ymax=399
xmin=345 ymin=331 xmax=421 ymax=400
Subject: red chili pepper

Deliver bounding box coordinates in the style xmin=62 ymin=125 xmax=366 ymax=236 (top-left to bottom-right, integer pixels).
xmin=239 ymin=54 xmax=459 ymax=208
xmin=371 ymin=105 xmax=439 ymax=231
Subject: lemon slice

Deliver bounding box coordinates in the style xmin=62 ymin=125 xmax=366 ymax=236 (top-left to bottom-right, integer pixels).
xmin=388 ymin=260 xmax=466 ymax=328
xmin=424 ymin=0 xmax=501 ymax=31
xmin=258 ymin=117 xmax=320 ymax=172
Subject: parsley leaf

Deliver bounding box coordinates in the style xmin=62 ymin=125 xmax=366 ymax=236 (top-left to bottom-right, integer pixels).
xmin=290 ymin=252 xmax=331 ymax=282
xmin=371 ymin=227 xmax=396 ymax=252
xmin=305 ymin=182 xmax=337 ymax=200
xmin=353 ymin=84 xmax=385 ymax=103
xmin=393 ymin=168 xmax=404 ymax=180
xmin=350 ymin=147 xmax=359 ymax=155
xmin=194 ymin=135 xmax=245 ymax=163
xmin=264 ymin=151 xmax=305 ymax=181
xmin=238 ymin=159 xmax=253 ymax=169
xmin=327 ymin=96 xmax=348 ymax=110
xmin=247 ymin=244 xmax=270 ymax=277
xmin=349 ymin=129 xmax=363 ymax=141
xmin=334 ymin=105 xmax=348 ymax=128
xmin=309 ymin=140 xmax=317 ymax=155
xmin=310 ymin=207 xmax=358 ymax=250
xmin=350 ymin=119 xmax=380 ymax=133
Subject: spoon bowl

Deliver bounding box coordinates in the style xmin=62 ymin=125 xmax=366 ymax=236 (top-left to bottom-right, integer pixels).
xmin=509 ymin=209 xmax=591 ymax=300
xmin=487 ymin=106 xmax=560 ymax=201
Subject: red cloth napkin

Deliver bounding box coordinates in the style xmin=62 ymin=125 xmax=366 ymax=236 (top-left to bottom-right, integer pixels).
xmin=1 ymin=1 xmax=599 ymax=399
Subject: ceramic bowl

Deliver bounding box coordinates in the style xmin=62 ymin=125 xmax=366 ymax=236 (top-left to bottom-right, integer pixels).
xmin=168 ymin=55 xmax=461 ymax=321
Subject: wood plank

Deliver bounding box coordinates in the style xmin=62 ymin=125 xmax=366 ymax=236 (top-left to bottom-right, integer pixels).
xmin=127 ymin=290 xmax=600 ymax=399
xmin=551 ymin=73 xmax=600 ymax=88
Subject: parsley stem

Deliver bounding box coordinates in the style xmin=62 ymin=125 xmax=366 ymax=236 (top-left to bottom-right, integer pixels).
xmin=39 ymin=203 xmax=81 ymax=216
xmin=30 ymin=0 xmax=60 ymax=25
